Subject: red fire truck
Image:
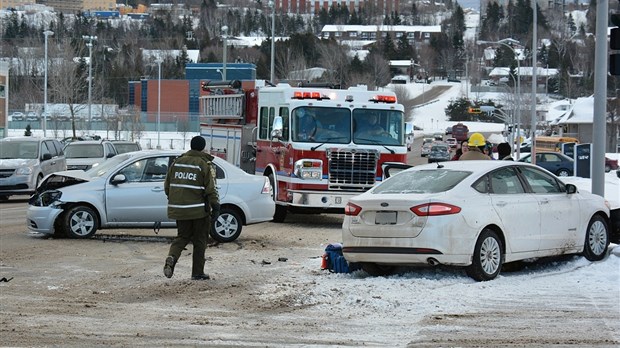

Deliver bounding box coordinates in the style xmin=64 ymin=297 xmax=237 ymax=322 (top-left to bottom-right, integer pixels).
xmin=199 ymin=80 xmax=408 ymax=222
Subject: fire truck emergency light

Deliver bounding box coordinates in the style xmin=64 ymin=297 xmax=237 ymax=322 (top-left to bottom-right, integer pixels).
xmin=292 ymin=91 xmax=330 ymax=100
xmin=369 ymin=95 xmax=397 ymax=103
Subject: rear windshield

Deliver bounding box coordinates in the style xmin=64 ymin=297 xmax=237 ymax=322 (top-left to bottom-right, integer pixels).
xmin=64 ymin=144 xmax=104 ymax=158
xmin=373 ymin=169 xmax=471 ymax=194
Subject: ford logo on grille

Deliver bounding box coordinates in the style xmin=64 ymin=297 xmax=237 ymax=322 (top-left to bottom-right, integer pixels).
xmin=380 ymin=202 xmax=389 ymax=207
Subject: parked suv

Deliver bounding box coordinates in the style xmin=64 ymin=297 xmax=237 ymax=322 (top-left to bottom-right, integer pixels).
xmin=64 ymin=140 xmax=118 ymax=171
xmin=0 ymin=137 xmax=66 ymax=200
xmin=111 ymin=140 xmax=142 ymax=154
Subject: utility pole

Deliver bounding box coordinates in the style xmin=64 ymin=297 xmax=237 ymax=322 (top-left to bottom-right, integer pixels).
xmin=82 ymin=35 xmax=97 ymax=131
xmin=43 ymin=30 xmax=53 ymax=137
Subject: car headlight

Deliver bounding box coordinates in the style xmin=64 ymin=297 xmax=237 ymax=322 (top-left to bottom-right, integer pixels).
xmin=33 ymin=190 xmax=63 ymax=207
xmin=15 ymin=166 xmax=33 ymax=176
xmin=294 ymin=159 xmax=323 ymax=180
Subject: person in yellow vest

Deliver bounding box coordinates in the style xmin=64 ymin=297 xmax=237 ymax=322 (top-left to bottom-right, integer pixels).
xmin=459 ymin=133 xmax=491 ymax=160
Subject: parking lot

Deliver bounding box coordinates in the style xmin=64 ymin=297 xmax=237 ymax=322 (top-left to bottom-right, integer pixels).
xmin=1 ymin=194 xmax=619 ymax=347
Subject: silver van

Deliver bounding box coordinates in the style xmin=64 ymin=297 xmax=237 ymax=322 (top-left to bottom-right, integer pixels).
xmin=0 ymin=137 xmax=67 ymax=200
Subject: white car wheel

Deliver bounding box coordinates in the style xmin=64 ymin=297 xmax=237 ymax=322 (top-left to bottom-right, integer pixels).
xmin=583 ymin=215 xmax=608 ymax=261
xmin=467 ymin=229 xmax=503 ymax=281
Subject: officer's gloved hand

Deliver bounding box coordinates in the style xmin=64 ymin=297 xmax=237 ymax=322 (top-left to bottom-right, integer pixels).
xmin=210 ymin=203 xmax=220 ymax=224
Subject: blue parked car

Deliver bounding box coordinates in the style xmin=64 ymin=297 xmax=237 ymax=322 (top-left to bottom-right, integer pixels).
xmin=519 ymin=152 xmax=574 ymax=177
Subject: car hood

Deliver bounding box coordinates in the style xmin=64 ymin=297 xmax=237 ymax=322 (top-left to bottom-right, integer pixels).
xmin=35 ymin=170 xmax=92 ymax=193
xmin=0 ymin=158 xmax=37 ymax=168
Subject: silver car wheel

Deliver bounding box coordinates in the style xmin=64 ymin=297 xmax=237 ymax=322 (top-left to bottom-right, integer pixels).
xmin=210 ymin=208 xmax=242 ymax=243
xmin=588 ymin=219 xmax=607 ymax=256
xmin=214 ymin=213 xmax=239 ymax=239
xmin=70 ymin=211 xmax=95 ymax=236
xmin=479 ymin=237 xmax=501 ymax=275
xmin=63 ymin=205 xmax=98 ymax=238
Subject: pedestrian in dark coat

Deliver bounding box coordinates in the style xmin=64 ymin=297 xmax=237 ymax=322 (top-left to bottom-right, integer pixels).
xmin=163 ymin=136 xmax=220 ymax=280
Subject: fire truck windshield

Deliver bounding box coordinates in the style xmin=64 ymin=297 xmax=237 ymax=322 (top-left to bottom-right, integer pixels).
xmin=292 ymin=107 xmax=351 ymax=143
xmin=353 ymin=109 xmax=404 ymax=146
xmin=291 ymin=107 xmax=404 ymax=147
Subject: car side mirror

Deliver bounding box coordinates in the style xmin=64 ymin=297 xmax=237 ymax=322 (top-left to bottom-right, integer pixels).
xmin=41 ymin=153 xmax=52 ymax=161
xmin=111 ymin=173 xmax=127 ymax=185
xmin=565 ymin=183 xmax=577 ymax=194
xmin=271 ymin=116 xmax=283 ymax=139
xmin=107 ymin=153 xmax=116 ymax=158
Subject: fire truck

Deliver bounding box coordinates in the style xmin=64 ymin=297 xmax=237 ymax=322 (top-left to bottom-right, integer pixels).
xmin=199 ymin=80 xmax=408 ymax=222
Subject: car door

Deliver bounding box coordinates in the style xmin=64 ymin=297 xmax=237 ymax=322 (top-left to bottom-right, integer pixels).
xmin=38 ymin=141 xmax=56 ymax=177
xmin=105 ymin=155 xmax=173 ymax=225
xmin=485 ymin=167 xmax=541 ymax=253
xmin=518 ymin=166 xmax=580 ymax=252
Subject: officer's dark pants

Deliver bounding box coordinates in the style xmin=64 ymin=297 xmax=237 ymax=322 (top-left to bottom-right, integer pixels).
xmin=168 ymin=216 xmax=210 ymax=276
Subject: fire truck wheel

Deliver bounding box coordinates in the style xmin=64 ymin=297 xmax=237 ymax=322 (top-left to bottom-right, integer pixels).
xmin=210 ymin=207 xmax=242 ymax=243
xmin=268 ymin=174 xmax=287 ymax=223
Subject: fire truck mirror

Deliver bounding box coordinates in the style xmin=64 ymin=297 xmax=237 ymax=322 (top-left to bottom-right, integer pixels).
xmin=271 ymin=116 xmax=283 ymax=139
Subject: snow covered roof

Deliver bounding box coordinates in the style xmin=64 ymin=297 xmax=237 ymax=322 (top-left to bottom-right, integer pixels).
xmin=488 ymin=67 xmax=559 ymax=77
xmin=551 ymin=96 xmax=594 ymax=125
xmin=142 ymin=49 xmax=200 ymax=63
xmin=287 ymin=67 xmax=327 ymax=80
xmin=321 ymin=24 xmax=442 ymax=34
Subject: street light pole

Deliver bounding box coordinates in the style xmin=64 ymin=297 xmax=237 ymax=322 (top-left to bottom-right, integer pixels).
xmin=222 ymin=26 xmax=228 ymax=80
xmin=269 ymin=0 xmax=275 ymax=83
xmin=155 ymin=58 xmax=163 ymax=149
xmin=82 ymin=35 xmax=97 ymax=130
xmin=101 ymin=46 xmax=112 ymax=123
xmin=43 ymin=30 xmax=53 ymax=137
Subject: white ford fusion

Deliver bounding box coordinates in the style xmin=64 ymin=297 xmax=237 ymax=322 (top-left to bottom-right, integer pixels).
xmin=342 ymin=161 xmax=611 ymax=281
xmin=27 ymin=150 xmax=275 ymax=242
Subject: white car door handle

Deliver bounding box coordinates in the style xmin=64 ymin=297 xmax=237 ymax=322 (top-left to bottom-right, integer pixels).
xmin=540 ymin=199 xmax=549 ymax=204
xmin=152 ymin=187 xmax=164 ymax=192
xmin=495 ymin=201 xmax=507 ymax=207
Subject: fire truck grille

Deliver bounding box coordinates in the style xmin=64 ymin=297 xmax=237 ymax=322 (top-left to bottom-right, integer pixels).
xmin=327 ymin=149 xmax=379 ymax=191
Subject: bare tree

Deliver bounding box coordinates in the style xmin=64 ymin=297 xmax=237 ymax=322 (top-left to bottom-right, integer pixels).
xmin=391 ymin=85 xmax=417 ymax=122
xmin=364 ymin=51 xmax=391 ymax=90
xmin=317 ymin=40 xmax=350 ymax=87
xmin=276 ymin=46 xmax=307 ymax=82
xmin=48 ymin=40 xmax=87 ymax=139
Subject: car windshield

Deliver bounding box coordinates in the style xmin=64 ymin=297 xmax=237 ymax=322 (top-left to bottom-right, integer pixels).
xmin=0 ymin=141 xmax=39 ymax=159
xmin=64 ymin=144 xmax=104 ymax=158
xmin=85 ymin=153 xmax=133 ymax=178
xmin=373 ymin=169 xmax=471 ymax=194
xmin=431 ymin=145 xmax=448 ymax=152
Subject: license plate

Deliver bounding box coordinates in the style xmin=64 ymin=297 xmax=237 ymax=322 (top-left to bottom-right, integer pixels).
xmin=375 ymin=211 xmax=397 ymax=225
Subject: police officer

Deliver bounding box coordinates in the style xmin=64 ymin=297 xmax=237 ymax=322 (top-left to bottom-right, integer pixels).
xmin=163 ymin=136 xmax=220 ymax=280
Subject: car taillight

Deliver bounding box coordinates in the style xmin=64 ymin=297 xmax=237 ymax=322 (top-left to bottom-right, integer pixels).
xmin=410 ymin=203 xmax=461 ymax=216
xmin=345 ymin=202 xmax=362 ymax=216
xmin=261 ymin=177 xmax=271 ymax=194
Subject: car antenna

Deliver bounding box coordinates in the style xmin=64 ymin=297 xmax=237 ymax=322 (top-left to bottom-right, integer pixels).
xmin=436 ymin=163 xmax=444 ymax=169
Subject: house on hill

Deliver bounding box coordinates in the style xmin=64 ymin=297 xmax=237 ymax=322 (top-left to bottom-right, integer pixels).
xmin=550 ymin=96 xmax=619 ymax=151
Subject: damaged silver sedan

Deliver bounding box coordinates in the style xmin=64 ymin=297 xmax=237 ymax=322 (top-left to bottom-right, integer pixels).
xmin=27 ymin=150 xmax=275 ymax=242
